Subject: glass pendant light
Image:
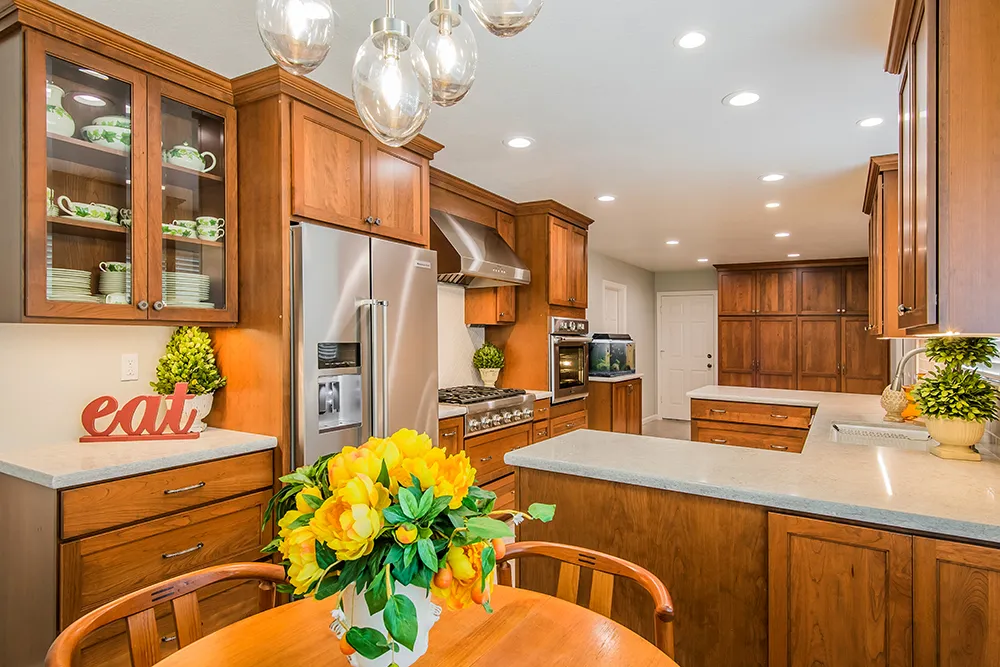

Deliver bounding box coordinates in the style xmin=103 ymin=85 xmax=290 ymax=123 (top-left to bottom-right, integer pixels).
xmin=468 ymin=0 xmax=544 ymax=38
xmin=352 ymin=1 xmax=432 ymax=147
xmin=414 ymin=0 xmax=478 ymax=107
xmin=257 ymin=0 xmax=336 ymax=75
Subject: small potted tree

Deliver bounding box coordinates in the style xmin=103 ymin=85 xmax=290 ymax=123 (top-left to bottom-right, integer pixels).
xmin=913 ymin=337 xmax=999 ymax=461
xmin=151 ymin=326 xmax=227 ymax=432
xmin=472 ymin=342 xmax=504 ymax=388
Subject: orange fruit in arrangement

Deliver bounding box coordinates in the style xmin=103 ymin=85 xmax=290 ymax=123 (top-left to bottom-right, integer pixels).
xmin=433 ymin=566 xmax=454 ymax=589
xmin=340 ymin=634 xmax=356 ymax=656
xmin=471 ymin=584 xmax=488 ymax=605
xmin=491 ymin=538 xmax=506 ymax=560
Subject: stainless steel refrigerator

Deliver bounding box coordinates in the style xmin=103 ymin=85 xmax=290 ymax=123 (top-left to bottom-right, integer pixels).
xmin=291 ymin=222 xmax=439 ymax=468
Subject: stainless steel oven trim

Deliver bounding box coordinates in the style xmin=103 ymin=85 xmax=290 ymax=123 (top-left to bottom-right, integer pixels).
xmin=550 ymin=334 xmax=590 ymax=405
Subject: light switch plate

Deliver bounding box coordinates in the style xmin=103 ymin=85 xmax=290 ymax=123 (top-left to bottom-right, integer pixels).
xmin=121 ymin=353 xmax=139 ymax=381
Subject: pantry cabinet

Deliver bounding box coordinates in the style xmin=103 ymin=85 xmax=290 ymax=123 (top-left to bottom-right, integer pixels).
xmin=718 ymin=317 xmax=797 ymax=390
xmin=549 ymin=217 xmax=588 ymax=308
xmin=2 ymin=17 xmax=238 ymax=324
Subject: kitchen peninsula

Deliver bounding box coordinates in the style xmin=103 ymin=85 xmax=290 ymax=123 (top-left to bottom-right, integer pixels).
xmin=507 ymin=386 xmax=1000 ymax=667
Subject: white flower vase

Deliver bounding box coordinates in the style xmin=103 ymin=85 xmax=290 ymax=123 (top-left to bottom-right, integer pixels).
xmin=184 ymin=393 xmax=214 ymax=433
xmin=330 ymin=584 xmax=442 ymax=667
xmin=479 ymin=368 xmax=501 ymax=388
xmin=925 ymin=417 xmax=985 ymax=461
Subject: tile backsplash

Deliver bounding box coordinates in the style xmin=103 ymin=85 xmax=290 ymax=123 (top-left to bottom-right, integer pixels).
xmin=437 ymin=284 xmax=484 ymax=388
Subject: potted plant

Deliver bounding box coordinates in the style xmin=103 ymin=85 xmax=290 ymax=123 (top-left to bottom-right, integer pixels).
xmin=263 ymin=429 xmax=555 ymax=667
xmin=472 ymin=342 xmax=504 ymax=388
xmin=913 ymin=337 xmax=999 ymax=461
xmin=151 ymin=326 xmax=227 ymax=432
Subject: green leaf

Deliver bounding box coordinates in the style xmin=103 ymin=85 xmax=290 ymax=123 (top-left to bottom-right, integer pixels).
xmin=399 ymin=488 xmax=419 ymax=519
xmin=261 ymin=537 xmax=282 ymax=554
xmin=384 ymin=594 xmax=419 ymax=651
xmin=410 ymin=473 xmax=424 ymax=491
xmin=483 ymin=597 xmax=494 ymax=614
xmin=315 ymin=541 xmax=338 ymax=570
xmin=279 ymin=471 xmax=312 ymax=485
xmin=427 ymin=495 xmax=453 ymax=518
xmin=481 ymin=544 xmax=496 ymax=592
xmin=365 ymin=575 xmax=389 ymax=615
xmin=377 ymin=460 xmax=391 ymax=489
xmin=287 ymin=512 xmax=313 ymax=530
xmin=402 ymin=543 xmax=417 ymax=570
xmin=300 ymin=492 xmax=324 ymax=511
xmin=346 ymin=627 xmax=390 ymax=660
xmin=315 ymin=572 xmax=340 ymax=600
xmin=416 ymin=487 xmax=435 ymax=517
xmin=528 ymin=503 xmax=557 ymax=522
xmin=383 ymin=505 xmax=409 ymax=525
xmin=466 ymin=516 xmax=515 ymax=541
xmin=411 ymin=564 xmax=432 ymax=589
xmin=387 ymin=544 xmax=406 ymax=568
xmin=417 ymin=538 xmax=438 ymax=571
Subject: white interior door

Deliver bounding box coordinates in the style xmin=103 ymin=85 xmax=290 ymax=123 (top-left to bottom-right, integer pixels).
xmin=657 ymin=292 xmax=717 ymax=420
xmin=602 ymin=281 xmax=627 ymax=333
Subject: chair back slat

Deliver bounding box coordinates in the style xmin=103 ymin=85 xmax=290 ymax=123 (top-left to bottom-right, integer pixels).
xmin=555 ymin=562 xmax=581 ymax=604
xmin=588 ymin=570 xmax=615 ymax=618
xmin=126 ymin=609 xmax=160 ymax=667
xmin=170 ymin=593 xmax=203 ymax=648
xmin=257 ymin=580 xmax=277 ymax=613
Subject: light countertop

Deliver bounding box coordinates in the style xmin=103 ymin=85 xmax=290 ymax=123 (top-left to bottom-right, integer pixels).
xmin=589 ymin=373 xmax=643 ymax=383
xmin=0 ymin=428 xmax=278 ymax=489
xmin=507 ymin=385 xmax=1000 ymax=544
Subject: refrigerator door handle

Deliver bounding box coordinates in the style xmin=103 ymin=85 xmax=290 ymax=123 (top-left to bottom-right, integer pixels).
xmin=376 ymin=299 xmax=390 ymax=437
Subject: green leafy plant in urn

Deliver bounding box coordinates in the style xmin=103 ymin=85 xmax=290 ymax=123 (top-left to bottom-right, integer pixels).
xmin=151 ymin=326 xmax=227 ymax=432
xmin=472 ymin=343 xmax=504 ymax=388
xmin=913 ymin=337 xmax=1000 ymax=461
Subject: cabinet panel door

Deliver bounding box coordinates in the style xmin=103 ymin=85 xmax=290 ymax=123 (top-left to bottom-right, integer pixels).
xmin=915 ymin=538 xmax=1000 ymax=667
xmin=841 ymin=317 xmax=889 ymax=395
xmin=756 ymin=317 xmax=797 ymax=390
xmin=611 ymin=382 xmax=629 ymax=433
xmin=719 ymin=317 xmax=756 ymax=387
xmin=719 ymin=271 xmax=756 ymax=315
xmin=843 ymin=265 xmax=869 ymax=315
xmin=798 ymin=268 xmax=843 ymax=315
xmin=797 ymin=317 xmax=840 ymax=392
xmin=290 ymin=102 xmax=369 ymax=231
xmin=757 ymin=269 xmax=797 ymax=315
xmin=870 ymin=205 xmax=884 ymax=335
xmin=495 ymin=212 xmax=516 ymax=322
xmin=570 ymin=225 xmax=588 ymax=307
xmin=370 ymin=144 xmax=428 ymax=246
xmin=769 ymin=514 xmax=913 ymax=667
xmin=626 ymin=380 xmax=642 ymax=434
xmin=438 ymin=417 xmax=464 ymax=456
xmin=548 ymin=218 xmax=574 ymax=307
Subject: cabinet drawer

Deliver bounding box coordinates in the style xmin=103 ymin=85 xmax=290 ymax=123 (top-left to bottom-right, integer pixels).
xmin=482 ymin=474 xmax=515 ymax=513
xmin=438 ymin=417 xmax=465 ymax=456
xmin=533 ymin=399 xmax=551 ymax=422
xmin=465 ymin=424 xmax=530 ymax=485
xmin=60 ymin=491 xmax=271 ymax=627
xmin=692 ymin=420 xmax=805 ymax=454
xmin=531 ymin=421 xmax=551 ymax=443
xmin=551 ymin=412 xmax=588 ymax=437
xmin=550 ymin=397 xmax=587 ymax=420
xmin=691 ymin=399 xmax=813 ymax=430
xmin=61 ymin=450 xmax=274 ymax=539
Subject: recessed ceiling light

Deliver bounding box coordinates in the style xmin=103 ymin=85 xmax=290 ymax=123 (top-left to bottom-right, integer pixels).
xmin=665 ymin=240 xmax=680 ymax=246
xmin=857 ymin=117 xmax=884 ymax=128
xmin=676 ymin=31 xmax=707 ymax=49
xmin=504 ymin=136 xmax=533 ymax=149
xmin=760 ymin=174 xmax=785 ymax=182
xmin=73 ymin=93 xmax=106 ymax=107
xmin=765 ymin=202 xmax=781 ymax=209
xmin=774 ymin=232 xmax=791 ymax=238
xmin=787 ymin=253 xmax=801 ymax=258
xmin=697 ymin=258 xmax=709 ymax=263
xmin=79 ymin=68 xmax=109 ymax=81
xmin=723 ymin=91 xmax=760 ymax=107
xmin=596 ymin=195 xmax=616 ymax=202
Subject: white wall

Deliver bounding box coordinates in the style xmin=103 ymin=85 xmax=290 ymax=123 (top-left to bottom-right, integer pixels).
xmin=588 ymin=251 xmax=657 ymax=418
xmin=0 ymin=323 xmax=175 ymax=445
xmin=654 ymin=269 xmax=718 ymax=293
xmin=436 ymin=284 xmax=485 ymax=388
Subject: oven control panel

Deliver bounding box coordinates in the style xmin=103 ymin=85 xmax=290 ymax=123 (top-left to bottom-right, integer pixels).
xmin=551 ymin=317 xmax=589 ymax=335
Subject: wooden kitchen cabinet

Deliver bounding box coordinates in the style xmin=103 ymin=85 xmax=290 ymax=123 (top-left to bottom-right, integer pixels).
xmin=769 ymin=513 xmax=913 ymax=667
xmin=588 ymin=377 xmax=642 ymax=435
xmin=864 ymin=155 xmax=903 ymax=337
xmin=549 ymin=217 xmax=588 ymax=308
xmin=841 ymin=316 xmax=889 ymax=394
xmin=797 ymin=317 xmax=841 ymax=392
xmin=438 ymin=416 xmax=464 ymax=456
xmin=718 ymin=317 xmax=796 ymax=390
xmin=718 ymin=268 xmax=796 ymax=315
xmin=465 ymin=423 xmax=529 ymax=485
xmin=718 ymin=271 xmax=756 ymax=315
xmin=798 ymin=267 xmax=845 ymax=315
xmin=718 ymin=317 xmax=756 ymax=387
xmin=531 ymin=398 xmax=551 ymax=443
xmin=757 ymin=269 xmax=797 ymax=315
xmin=690 ymin=398 xmax=811 ymax=453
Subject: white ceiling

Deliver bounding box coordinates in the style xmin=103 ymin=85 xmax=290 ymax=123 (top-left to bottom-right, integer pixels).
xmin=54 ymin=0 xmax=900 ymax=272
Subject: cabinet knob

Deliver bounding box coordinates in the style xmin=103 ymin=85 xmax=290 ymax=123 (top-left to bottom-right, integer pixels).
xmin=153 ymin=300 xmax=165 ymax=311
xmin=365 ymin=216 xmax=375 ymax=224
xmin=373 ymin=217 xmax=382 ymax=226
xmin=137 ymin=300 xmax=149 ymax=311
xmin=898 ymin=304 xmax=913 ymax=315
xmin=498 ymin=312 xmax=505 ymax=317
xmin=569 ymin=297 xmax=576 ymax=303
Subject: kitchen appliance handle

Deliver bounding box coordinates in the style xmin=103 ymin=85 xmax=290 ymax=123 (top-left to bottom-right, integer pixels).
xmin=553 ymin=336 xmax=591 ymax=343
xmin=377 ymin=299 xmax=390 ymax=437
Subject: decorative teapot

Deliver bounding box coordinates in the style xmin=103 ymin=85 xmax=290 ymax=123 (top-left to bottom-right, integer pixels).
xmin=46 ymin=82 xmax=75 ymax=138
xmin=164 ymin=142 xmax=217 ymax=173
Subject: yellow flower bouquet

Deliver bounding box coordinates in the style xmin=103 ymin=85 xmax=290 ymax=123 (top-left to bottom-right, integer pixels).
xmin=262 ymin=428 xmax=555 ymax=666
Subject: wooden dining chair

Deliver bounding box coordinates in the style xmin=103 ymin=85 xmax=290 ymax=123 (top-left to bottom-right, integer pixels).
xmin=45 ymin=562 xmax=287 ymax=667
xmin=496 ymin=541 xmax=676 ymax=658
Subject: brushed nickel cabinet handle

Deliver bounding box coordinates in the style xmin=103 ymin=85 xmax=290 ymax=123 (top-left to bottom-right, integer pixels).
xmin=137 ymin=300 xmax=149 ymax=311
xmin=711 ymin=438 xmax=728 ymax=444
xmin=163 ymin=481 xmax=206 ymax=495
xmin=365 ymin=216 xmax=374 ymax=224
xmin=374 ymin=218 xmax=382 ymax=226
xmin=710 ymin=408 xmax=727 ymax=414
xmin=162 ymin=542 xmax=204 ymax=559
xmin=898 ymin=304 xmax=913 ymax=314
xmin=480 ymin=455 xmax=493 ymax=462
xmin=441 ymin=430 xmax=457 ymax=438
xmin=769 ymin=444 xmax=789 ymax=451
xmin=161 ymin=635 xmax=177 ymax=644
xmin=537 ymin=429 xmax=548 ymax=437
xmin=770 ymin=414 xmax=789 ymax=420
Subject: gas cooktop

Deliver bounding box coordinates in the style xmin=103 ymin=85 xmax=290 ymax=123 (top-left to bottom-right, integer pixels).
xmin=438 ymin=386 xmax=527 ymax=405
xmin=439 ymin=386 xmax=535 ymax=436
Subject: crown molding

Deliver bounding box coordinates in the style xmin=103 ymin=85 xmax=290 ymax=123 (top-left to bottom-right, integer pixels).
xmin=515 ymin=200 xmax=594 ymax=228
xmin=863 ymin=154 xmax=899 ymax=214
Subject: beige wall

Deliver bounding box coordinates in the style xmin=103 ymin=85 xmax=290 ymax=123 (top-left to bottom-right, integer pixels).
xmin=654 ymin=269 xmax=718 ymax=293
xmin=0 ymin=323 xmax=174 ymax=446
xmin=437 ymin=284 xmax=485 ymax=389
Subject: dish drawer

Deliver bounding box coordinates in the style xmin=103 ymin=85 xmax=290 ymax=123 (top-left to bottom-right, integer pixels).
xmin=465 ymin=424 xmax=530 ymax=485
xmin=691 ymin=420 xmax=806 ymax=454
xmin=61 ymin=450 xmax=274 ymax=539
xmin=60 ymin=490 xmax=271 ymax=627
xmin=690 ymin=399 xmax=813 ymax=430
xmin=551 ymin=412 xmax=588 ymax=437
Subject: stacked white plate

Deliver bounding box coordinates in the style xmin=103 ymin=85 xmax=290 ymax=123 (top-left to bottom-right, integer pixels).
xmin=48 ymin=268 xmax=101 ymax=303
xmin=163 ymin=271 xmax=212 ymax=308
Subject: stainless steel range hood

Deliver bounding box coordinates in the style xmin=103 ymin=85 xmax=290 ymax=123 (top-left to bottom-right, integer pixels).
xmin=430 ymin=209 xmax=531 ymax=288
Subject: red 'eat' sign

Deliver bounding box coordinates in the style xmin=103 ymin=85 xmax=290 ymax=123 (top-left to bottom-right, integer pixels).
xmin=80 ymin=383 xmax=200 ymax=443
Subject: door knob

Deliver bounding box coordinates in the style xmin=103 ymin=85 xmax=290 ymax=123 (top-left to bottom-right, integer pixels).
xmin=707 ymin=363 xmax=713 ymax=369
xmin=707 ymin=353 xmax=713 ymax=359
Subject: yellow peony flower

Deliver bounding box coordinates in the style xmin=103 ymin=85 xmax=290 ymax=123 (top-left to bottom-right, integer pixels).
xmin=327 ymin=446 xmax=386 ymax=491
xmin=295 ymin=486 xmax=324 ymax=513
xmin=431 ymin=543 xmax=494 ymax=611
xmin=399 ymin=446 xmax=447 ymax=491
xmin=277 ymin=510 xmax=305 ymax=540
xmin=279 ymin=525 xmax=323 ymax=595
xmin=312 ymin=474 xmax=390 ymax=561
xmin=435 ymin=452 xmax=476 ymax=509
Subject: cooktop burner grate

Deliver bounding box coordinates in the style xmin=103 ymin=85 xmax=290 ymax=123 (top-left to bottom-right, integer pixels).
xmin=438 ymin=386 xmax=527 ymax=405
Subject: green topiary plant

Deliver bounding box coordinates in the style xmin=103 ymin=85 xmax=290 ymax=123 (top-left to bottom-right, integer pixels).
xmin=472 ymin=342 xmax=505 ymax=370
xmin=912 ymin=367 xmax=1000 ymax=423
xmin=924 ymin=336 xmax=998 ymax=369
xmin=151 ymin=326 xmax=227 ymax=396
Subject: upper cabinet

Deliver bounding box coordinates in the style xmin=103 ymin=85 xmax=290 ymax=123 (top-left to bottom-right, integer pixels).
xmin=886 ymin=0 xmax=1000 ymax=335
xmin=718 ymin=269 xmax=796 ymax=315
xmin=548 ymin=217 xmax=588 ymax=308
xmin=1 ymin=10 xmax=238 ymax=324
xmin=798 ymin=266 xmax=867 ymax=316
xmin=863 ymin=155 xmax=904 ymax=337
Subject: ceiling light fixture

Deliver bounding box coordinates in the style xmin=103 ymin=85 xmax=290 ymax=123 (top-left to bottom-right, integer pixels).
xmin=765 ymin=202 xmax=781 ymax=209
xmin=256 ymin=0 xmax=336 ymax=75
xmin=415 ymin=0 xmax=478 ymax=107
xmin=504 ymin=136 xmax=534 ymax=149
xmin=469 ymin=0 xmax=544 ymax=37
xmin=760 ymin=174 xmax=785 ymax=182
xmin=676 ymin=31 xmax=707 ymax=49
xmin=665 ymin=240 xmax=680 ymax=246
xmin=596 ymin=195 xmax=616 ymax=202
xmin=774 ymin=232 xmax=791 ymax=238
xmin=697 ymin=258 xmax=709 ymax=263
xmin=787 ymin=253 xmax=801 ymax=258
xmin=79 ymin=68 xmax=109 ymax=81
xmin=723 ymin=91 xmax=760 ymax=107
xmin=72 ymin=93 xmax=106 ymax=107
xmin=857 ymin=117 xmax=884 ymax=128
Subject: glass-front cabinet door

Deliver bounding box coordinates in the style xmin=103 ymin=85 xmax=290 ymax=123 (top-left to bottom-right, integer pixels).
xmin=25 ymin=33 xmax=148 ymax=319
xmin=147 ymin=79 xmax=237 ymax=322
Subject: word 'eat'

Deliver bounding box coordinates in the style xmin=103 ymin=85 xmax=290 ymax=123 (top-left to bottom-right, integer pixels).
xmin=80 ymin=383 xmax=199 ymax=442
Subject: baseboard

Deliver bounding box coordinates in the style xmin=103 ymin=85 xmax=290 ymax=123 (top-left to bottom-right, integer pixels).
xmin=643 ymin=415 xmax=660 ymax=425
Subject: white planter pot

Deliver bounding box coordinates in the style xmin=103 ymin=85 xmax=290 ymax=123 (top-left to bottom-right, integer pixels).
xmin=184 ymin=392 xmax=214 ymax=433
xmin=925 ymin=417 xmax=985 ymax=462
xmin=479 ymin=368 xmax=501 ymax=388
xmin=330 ymin=584 xmax=442 ymax=667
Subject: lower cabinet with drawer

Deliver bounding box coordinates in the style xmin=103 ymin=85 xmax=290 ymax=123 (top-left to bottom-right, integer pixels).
xmin=481 ymin=474 xmax=516 ymax=513
xmin=465 ymin=423 xmax=530 ymax=485
xmin=690 ymin=398 xmax=813 ymax=454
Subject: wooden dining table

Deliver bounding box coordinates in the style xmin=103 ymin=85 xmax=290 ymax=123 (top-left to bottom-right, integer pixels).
xmin=156 ymin=585 xmax=679 ymax=666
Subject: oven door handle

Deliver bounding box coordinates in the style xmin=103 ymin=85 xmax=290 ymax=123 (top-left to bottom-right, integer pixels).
xmin=552 ymin=336 xmax=591 ymax=343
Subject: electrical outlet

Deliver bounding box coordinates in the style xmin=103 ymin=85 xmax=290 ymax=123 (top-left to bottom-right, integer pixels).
xmin=121 ymin=353 xmax=139 ymax=381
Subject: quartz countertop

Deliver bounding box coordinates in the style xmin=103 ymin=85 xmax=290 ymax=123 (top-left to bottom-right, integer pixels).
xmin=529 ymin=390 xmax=554 ymax=400
xmin=439 ymin=405 xmax=468 ymax=419
xmin=0 ymin=428 xmax=278 ymax=489
xmin=588 ymin=373 xmax=643 ymax=383
xmin=507 ymin=385 xmax=1000 ymax=544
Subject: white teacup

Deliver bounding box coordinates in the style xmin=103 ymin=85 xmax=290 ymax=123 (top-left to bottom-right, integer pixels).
xmin=195 ymin=216 xmax=224 ymax=228
xmin=197 ymin=227 xmax=225 ymax=241
xmin=99 ymin=261 xmax=129 ymax=273
xmin=173 ymin=219 xmax=198 ymax=229
xmin=119 ymin=208 xmax=132 ymax=227
xmin=104 ymin=293 xmax=129 ymax=305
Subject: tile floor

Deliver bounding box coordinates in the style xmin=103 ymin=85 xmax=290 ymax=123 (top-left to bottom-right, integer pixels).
xmin=642 ymin=419 xmax=692 ymax=440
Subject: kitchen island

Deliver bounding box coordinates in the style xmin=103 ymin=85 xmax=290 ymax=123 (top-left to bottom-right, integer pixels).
xmin=506 ymin=386 xmax=1000 ymax=667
